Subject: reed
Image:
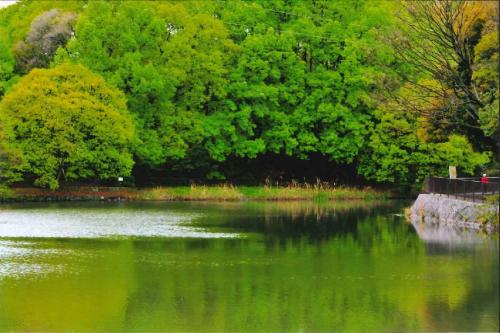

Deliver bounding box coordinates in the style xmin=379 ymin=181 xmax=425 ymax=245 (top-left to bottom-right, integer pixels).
xmin=135 ymin=182 xmax=383 ymax=201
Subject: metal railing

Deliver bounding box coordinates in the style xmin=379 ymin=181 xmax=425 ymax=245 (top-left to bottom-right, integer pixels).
xmin=424 ymin=176 xmax=500 ymax=202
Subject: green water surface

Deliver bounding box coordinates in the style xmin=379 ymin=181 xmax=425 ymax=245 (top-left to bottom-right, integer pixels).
xmin=0 ymin=201 xmax=498 ymax=332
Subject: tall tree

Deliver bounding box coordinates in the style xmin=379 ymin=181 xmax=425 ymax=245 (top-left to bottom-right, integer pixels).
xmin=393 ymin=0 xmax=498 ymax=148
xmin=0 ymin=63 xmax=135 ymax=189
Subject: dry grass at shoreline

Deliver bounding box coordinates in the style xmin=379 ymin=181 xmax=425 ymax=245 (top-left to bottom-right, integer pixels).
xmin=133 ymin=183 xmax=385 ymax=201
xmin=4 ymin=183 xmax=386 ymax=202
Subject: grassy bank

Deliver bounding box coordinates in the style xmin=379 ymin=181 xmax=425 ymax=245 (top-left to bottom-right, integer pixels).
xmin=3 ymin=184 xmax=387 ymax=202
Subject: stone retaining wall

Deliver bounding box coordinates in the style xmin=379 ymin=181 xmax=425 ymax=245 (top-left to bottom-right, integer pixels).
xmin=410 ymin=193 xmax=498 ymax=233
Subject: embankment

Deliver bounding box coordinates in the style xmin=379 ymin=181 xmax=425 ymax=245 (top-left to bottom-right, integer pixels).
xmin=410 ymin=193 xmax=499 ymax=233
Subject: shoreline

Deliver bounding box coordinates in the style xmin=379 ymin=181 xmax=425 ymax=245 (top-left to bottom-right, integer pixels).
xmin=0 ymin=185 xmax=389 ymax=202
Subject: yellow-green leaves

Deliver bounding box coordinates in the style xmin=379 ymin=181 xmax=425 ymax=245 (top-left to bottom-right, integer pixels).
xmin=0 ymin=63 xmax=135 ymax=189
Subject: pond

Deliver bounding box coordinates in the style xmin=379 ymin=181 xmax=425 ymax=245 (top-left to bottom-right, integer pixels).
xmin=0 ymin=201 xmax=498 ymax=332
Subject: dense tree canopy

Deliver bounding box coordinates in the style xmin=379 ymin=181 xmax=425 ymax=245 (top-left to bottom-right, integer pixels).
xmin=0 ymin=40 xmax=16 ymax=98
xmin=0 ymin=0 xmax=496 ymax=189
xmin=55 ymin=1 xmax=237 ymax=167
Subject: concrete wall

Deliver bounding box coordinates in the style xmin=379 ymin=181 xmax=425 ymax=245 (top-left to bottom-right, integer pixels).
xmin=410 ymin=193 xmax=498 ymax=234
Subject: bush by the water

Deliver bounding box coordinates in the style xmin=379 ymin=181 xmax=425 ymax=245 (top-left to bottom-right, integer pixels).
xmin=477 ymin=195 xmax=500 ymax=226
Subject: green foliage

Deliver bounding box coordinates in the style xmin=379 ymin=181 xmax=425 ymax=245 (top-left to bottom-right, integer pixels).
xmin=209 ymin=0 xmax=396 ymax=164
xmin=55 ymin=1 xmax=236 ymax=167
xmin=0 ymin=185 xmax=12 ymax=200
xmin=217 ymin=29 xmax=303 ymax=159
xmin=358 ymin=105 xmax=490 ymax=187
xmin=473 ymin=29 xmax=499 ymax=139
xmin=0 ymin=0 xmax=496 ymax=187
xmin=0 ymin=40 xmax=17 ymax=98
xmin=52 ymin=0 xmax=398 ymax=170
xmin=477 ymin=195 xmax=500 ymax=226
xmin=0 ymin=63 xmax=135 ymax=189
xmin=434 ymin=135 xmax=490 ymax=175
xmin=0 ymin=116 xmax=23 ymax=187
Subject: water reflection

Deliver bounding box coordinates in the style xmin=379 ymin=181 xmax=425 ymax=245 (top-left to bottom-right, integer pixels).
xmin=411 ymin=218 xmax=498 ymax=253
xmin=193 ymin=201 xmax=407 ymax=242
xmin=0 ymin=203 xmax=235 ymax=238
xmin=0 ymin=201 xmax=497 ymax=332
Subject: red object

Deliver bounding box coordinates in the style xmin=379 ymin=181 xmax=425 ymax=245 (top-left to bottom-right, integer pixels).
xmin=480 ymin=176 xmax=489 ymax=184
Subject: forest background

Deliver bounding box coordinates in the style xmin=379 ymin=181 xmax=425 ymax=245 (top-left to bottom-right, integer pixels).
xmin=0 ymin=0 xmax=498 ymax=191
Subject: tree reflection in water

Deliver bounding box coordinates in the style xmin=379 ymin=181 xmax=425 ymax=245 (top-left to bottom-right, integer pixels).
xmin=0 ymin=201 xmax=497 ymax=332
